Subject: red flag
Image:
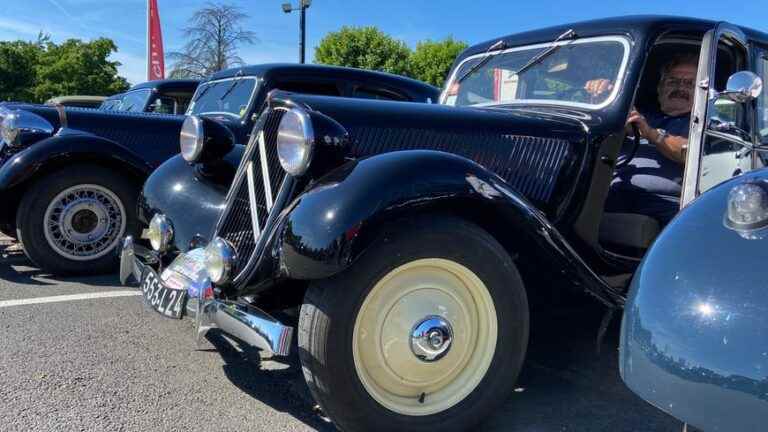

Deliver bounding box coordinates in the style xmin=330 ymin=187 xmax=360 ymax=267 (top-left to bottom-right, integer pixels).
xmin=147 ymin=0 xmax=165 ymax=81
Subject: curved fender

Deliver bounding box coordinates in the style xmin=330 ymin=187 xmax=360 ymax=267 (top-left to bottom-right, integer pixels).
xmin=620 ymin=170 xmax=768 ymax=431
xmin=276 ymin=149 xmax=620 ymax=306
xmin=142 ymin=146 xmax=244 ymax=252
xmin=0 ymin=132 xmax=153 ymax=191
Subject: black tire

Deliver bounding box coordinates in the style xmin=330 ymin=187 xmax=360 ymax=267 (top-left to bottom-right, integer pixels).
xmin=15 ymin=164 xmax=139 ymax=275
xmin=298 ymin=216 xmax=529 ymax=432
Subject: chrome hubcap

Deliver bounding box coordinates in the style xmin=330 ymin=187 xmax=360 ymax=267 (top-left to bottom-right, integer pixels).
xmin=43 ymin=184 xmax=126 ymax=261
xmin=410 ymin=316 xmax=453 ymax=362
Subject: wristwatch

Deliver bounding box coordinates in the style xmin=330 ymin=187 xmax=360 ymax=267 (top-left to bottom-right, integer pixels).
xmin=655 ymin=128 xmax=668 ymax=146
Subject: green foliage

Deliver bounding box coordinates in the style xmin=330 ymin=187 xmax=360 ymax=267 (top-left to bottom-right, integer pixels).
xmin=314 ymin=26 xmax=411 ymax=76
xmin=408 ymin=38 xmax=467 ymax=87
xmin=0 ymin=35 xmax=129 ymax=103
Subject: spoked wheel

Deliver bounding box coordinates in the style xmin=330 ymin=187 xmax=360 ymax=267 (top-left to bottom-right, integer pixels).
xmin=16 ymin=164 xmax=139 ymax=275
xmin=299 ymin=216 xmax=529 ymax=432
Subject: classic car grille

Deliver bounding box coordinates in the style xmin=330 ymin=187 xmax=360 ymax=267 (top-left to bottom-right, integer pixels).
xmin=347 ymin=128 xmax=573 ymax=204
xmin=216 ymin=109 xmax=287 ymax=278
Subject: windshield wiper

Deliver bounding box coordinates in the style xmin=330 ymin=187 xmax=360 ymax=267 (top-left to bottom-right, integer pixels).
xmin=193 ymin=83 xmax=214 ymax=102
xmin=219 ymin=70 xmax=245 ymax=101
xmin=514 ymin=29 xmax=577 ymax=76
xmin=456 ymin=40 xmax=508 ymax=84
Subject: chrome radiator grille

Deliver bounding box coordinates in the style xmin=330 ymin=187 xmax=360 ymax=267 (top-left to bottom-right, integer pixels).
xmin=215 ymin=109 xmax=287 ymax=279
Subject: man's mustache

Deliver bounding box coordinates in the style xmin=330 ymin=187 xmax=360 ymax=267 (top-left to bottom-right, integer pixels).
xmin=668 ymin=90 xmax=690 ymax=100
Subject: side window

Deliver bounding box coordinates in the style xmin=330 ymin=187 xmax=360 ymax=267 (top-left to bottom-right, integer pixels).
xmin=273 ymin=80 xmax=341 ymax=96
xmin=147 ymin=96 xmax=176 ymax=114
xmin=698 ymin=38 xmax=752 ymax=194
xmin=352 ymin=86 xmax=408 ymax=101
xmin=758 ymin=51 xmax=768 ymax=144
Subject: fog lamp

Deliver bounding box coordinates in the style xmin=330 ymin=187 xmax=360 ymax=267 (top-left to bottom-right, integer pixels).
xmin=180 ymin=116 xmax=205 ymax=162
xmin=276 ymin=108 xmax=314 ymax=176
xmin=724 ymin=182 xmax=768 ymax=232
xmin=147 ymin=213 xmax=174 ymax=252
xmin=204 ymin=237 xmax=237 ymax=284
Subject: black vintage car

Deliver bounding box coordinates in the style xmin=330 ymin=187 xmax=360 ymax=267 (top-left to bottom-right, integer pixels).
xmin=120 ymin=16 xmax=768 ymax=432
xmin=0 ymin=65 xmax=438 ymax=275
xmin=96 ymin=79 xmax=200 ymax=114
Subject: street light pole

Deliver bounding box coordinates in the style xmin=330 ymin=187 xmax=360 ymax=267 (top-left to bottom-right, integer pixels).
xmin=282 ymin=0 xmax=311 ymax=64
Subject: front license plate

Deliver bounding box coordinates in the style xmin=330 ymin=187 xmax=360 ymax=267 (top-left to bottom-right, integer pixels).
xmin=140 ymin=267 xmax=187 ymax=319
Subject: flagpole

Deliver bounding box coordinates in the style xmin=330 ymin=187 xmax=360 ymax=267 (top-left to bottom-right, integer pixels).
xmin=146 ymin=0 xmax=150 ymax=81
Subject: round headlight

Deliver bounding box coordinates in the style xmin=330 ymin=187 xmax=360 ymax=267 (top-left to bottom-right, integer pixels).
xmin=204 ymin=237 xmax=237 ymax=284
xmin=725 ymin=182 xmax=768 ymax=232
xmin=180 ymin=116 xmax=204 ymax=163
xmin=276 ymin=108 xmax=314 ymax=176
xmin=1 ymin=113 xmax=20 ymax=146
xmin=147 ymin=213 xmax=174 ymax=252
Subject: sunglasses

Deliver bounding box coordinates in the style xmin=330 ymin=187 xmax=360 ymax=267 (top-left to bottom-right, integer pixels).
xmin=661 ymin=77 xmax=696 ymax=88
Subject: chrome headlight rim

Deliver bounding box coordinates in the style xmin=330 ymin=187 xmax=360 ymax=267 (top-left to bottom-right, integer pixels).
xmin=180 ymin=115 xmax=205 ymax=163
xmin=147 ymin=213 xmax=174 ymax=252
xmin=204 ymin=237 xmax=237 ymax=285
xmin=276 ymin=107 xmax=315 ymax=176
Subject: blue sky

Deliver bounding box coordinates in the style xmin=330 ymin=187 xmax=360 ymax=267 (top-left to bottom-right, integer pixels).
xmin=2 ymin=0 xmax=768 ymax=86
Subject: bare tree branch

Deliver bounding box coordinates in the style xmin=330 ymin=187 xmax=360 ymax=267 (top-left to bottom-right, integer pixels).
xmin=168 ymin=1 xmax=257 ymax=78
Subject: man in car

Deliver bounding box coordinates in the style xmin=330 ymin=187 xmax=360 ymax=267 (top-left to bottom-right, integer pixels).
xmin=585 ymin=53 xmax=699 ymax=225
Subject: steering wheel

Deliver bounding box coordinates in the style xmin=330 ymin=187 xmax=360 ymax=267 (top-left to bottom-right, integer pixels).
xmin=615 ymin=124 xmax=641 ymax=168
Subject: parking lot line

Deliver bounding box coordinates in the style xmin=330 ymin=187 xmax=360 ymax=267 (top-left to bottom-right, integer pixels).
xmin=0 ymin=291 xmax=142 ymax=308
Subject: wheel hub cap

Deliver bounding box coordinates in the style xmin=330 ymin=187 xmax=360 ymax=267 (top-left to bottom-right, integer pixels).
xmin=43 ymin=184 xmax=126 ymax=261
xmin=410 ymin=316 xmax=453 ymax=362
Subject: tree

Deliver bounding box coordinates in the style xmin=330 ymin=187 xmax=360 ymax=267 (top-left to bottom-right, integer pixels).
xmin=0 ymin=35 xmax=128 ymax=103
xmin=408 ymin=38 xmax=468 ymax=87
xmin=0 ymin=39 xmax=42 ymax=102
xmin=33 ymin=38 xmax=129 ymax=102
xmin=314 ymin=26 xmax=411 ymax=76
xmin=168 ymin=2 xmax=257 ymax=79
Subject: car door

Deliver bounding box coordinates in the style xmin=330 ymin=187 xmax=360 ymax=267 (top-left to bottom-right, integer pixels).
xmin=682 ymin=23 xmax=757 ymax=206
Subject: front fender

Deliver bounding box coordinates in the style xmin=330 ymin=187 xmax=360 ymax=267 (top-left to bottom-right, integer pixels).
xmin=142 ymin=146 xmax=244 ymax=252
xmin=0 ymin=132 xmax=153 ymax=191
xmin=620 ymin=170 xmax=768 ymax=431
xmin=275 ymin=150 xmax=620 ymax=305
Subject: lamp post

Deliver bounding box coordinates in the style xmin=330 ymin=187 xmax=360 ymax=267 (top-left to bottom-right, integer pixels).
xmin=282 ymin=0 xmax=311 ymax=64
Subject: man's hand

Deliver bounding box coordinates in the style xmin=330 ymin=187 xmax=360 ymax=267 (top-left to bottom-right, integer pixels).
xmin=584 ymin=79 xmax=614 ymax=97
xmin=626 ymin=109 xmax=687 ymax=164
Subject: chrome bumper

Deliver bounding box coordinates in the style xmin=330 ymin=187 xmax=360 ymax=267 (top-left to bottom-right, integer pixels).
xmin=118 ymin=236 xmax=293 ymax=356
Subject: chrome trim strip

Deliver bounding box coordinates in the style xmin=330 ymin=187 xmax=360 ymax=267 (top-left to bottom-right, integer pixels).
xmin=245 ymin=161 xmax=262 ymax=241
xmin=257 ymin=130 xmax=274 ymax=210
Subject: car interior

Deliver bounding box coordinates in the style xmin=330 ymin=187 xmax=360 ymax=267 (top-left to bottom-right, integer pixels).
xmin=598 ymin=33 xmax=746 ymax=262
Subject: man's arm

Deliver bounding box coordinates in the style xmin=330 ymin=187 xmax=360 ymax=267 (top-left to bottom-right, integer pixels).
xmin=627 ymin=110 xmax=687 ymax=164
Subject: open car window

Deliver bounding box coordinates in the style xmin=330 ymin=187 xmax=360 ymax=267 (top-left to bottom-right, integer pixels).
xmin=442 ymin=36 xmax=630 ymax=110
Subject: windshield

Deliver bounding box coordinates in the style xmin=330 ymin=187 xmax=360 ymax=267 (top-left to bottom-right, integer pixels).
xmin=187 ymin=77 xmax=258 ymax=118
xmin=112 ymin=89 xmax=152 ymax=112
xmin=442 ymin=36 xmax=630 ymax=109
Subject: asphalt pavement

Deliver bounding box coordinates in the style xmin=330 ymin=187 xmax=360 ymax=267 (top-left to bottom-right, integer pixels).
xmin=0 ymin=236 xmax=682 ymax=432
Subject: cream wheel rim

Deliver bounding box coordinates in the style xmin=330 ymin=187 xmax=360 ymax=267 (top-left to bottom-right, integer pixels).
xmin=352 ymin=258 xmax=498 ymax=416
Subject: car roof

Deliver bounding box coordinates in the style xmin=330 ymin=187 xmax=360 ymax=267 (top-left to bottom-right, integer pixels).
xmin=206 ymin=63 xmax=440 ymax=98
xmin=457 ymin=15 xmax=768 ymax=65
xmin=129 ymin=79 xmax=201 ymax=92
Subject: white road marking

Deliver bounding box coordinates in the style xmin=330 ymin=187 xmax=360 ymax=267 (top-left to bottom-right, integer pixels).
xmin=0 ymin=291 xmax=141 ymax=308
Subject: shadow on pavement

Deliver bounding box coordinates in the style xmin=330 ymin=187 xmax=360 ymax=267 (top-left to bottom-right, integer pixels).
xmin=0 ymin=240 xmax=121 ymax=288
xmin=206 ymin=330 xmax=336 ymax=432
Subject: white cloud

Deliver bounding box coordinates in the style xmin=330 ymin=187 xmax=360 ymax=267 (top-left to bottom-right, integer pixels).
xmin=111 ymin=50 xmax=146 ymax=86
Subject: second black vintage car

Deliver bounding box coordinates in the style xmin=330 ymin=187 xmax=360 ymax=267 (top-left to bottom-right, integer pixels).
xmin=121 ymin=15 xmax=768 ymax=432
xmin=0 ymin=66 xmax=438 ymax=274
xmin=97 ymin=79 xmax=200 ymax=114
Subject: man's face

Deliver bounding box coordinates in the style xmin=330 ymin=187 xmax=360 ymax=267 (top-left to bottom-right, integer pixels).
xmin=658 ymin=62 xmax=698 ymax=116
